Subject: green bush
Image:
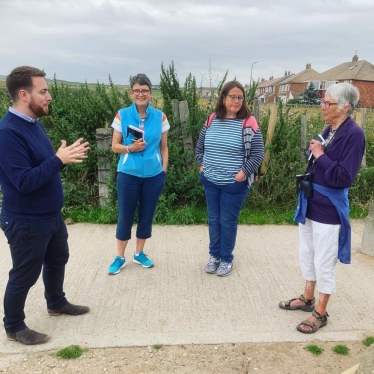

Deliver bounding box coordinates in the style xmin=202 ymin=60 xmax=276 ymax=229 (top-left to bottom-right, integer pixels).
xmin=56 ymin=345 xmax=87 ymax=359
xmin=1 ymin=64 xmax=374 ymax=221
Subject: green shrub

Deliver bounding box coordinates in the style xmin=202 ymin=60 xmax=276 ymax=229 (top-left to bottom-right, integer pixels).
xmin=56 ymin=345 xmax=87 ymax=359
xmin=304 ymin=344 xmax=324 ymax=355
xmin=363 ymin=336 xmax=374 ymax=346
xmin=332 ymin=344 xmax=349 ymax=355
xmin=1 ymin=64 xmax=374 ymax=220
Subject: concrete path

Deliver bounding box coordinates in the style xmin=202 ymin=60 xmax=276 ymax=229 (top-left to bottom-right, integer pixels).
xmin=0 ymin=221 xmax=373 ymax=353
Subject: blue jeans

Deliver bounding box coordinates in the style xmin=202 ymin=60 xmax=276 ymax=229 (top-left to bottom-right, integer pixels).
xmin=0 ymin=213 xmax=69 ymax=333
xmin=200 ymin=172 xmax=249 ymax=263
xmin=116 ymin=171 xmax=166 ymax=240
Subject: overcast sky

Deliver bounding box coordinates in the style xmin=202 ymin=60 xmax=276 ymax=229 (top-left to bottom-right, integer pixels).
xmin=1 ymin=0 xmax=374 ymax=87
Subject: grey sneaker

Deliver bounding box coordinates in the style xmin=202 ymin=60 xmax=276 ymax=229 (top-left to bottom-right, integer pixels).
xmin=217 ymin=261 xmax=233 ymax=277
xmin=205 ymin=256 xmax=220 ymax=274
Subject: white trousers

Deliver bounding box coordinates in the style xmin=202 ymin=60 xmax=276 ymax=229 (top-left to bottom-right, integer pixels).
xmin=299 ymin=218 xmax=340 ymax=294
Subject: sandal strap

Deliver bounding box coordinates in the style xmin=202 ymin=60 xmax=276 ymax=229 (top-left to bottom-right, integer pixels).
xmin=299 ymin=319 xmax=318 ymax=329
xmin=299 ymin=294 xmax=315 ymax=306
xmin=312 ymin=310 xmax=329 ymax=321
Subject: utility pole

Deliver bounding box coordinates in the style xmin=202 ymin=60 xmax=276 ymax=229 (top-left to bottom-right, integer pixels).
xmin=250 ymin=61 xmax=258 ymax=89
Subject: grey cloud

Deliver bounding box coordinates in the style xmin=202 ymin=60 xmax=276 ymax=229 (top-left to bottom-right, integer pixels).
xmin=1 ymin=0 xmax=374 ymax=85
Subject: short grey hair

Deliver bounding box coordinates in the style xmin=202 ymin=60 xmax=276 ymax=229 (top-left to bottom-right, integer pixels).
xmin=325 ymin=83 xmax=359 ymax=115
xmin=130 ymin=74 xmax=152 ymax=90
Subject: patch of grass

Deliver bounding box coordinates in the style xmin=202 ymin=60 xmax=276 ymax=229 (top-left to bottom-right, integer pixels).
xmin=153 ymin=344 xmax=163 ymax=350
xmin=350 ymin=204 xmax=369 ymax=219
xmin=63 ymin=202 xmax=367 ymax=226
xmin=56 ymin=345 xmax=88 ymax=359
xmin=239 ymin=207 xmax=295 ymax=225
xmin=304 ymin=344 xmax=324 ymax=356
xmin=66 ymin=206 xmax=118 ymax=224
xmin=332 ymin=344 xmax=349 ymax=355
xmin=64 ymin=205 xmax=301 ymax=225
xmin=154 ymin=205 xmax=208 ymax=225
xmin=363 ymin=336 xmax=374 ymax=347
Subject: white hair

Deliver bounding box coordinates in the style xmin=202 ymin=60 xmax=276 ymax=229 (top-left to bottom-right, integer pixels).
xmin=326 ymin=83 xmax=359 ymax=115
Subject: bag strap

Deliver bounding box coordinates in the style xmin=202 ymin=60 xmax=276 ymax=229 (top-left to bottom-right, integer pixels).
xmin=242 ymin=115 xmax=259 ymax=131
xmin=206 ymin=113 xmax=258 ymax=130
xmin=205 ymin=113 xmax=216 ymax=128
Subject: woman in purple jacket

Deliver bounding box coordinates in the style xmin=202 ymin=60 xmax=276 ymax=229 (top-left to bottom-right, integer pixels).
xmin=279 ymin=83 xmax=365 ymax=334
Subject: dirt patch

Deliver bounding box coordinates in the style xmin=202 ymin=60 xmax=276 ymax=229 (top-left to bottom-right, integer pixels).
xmin=0 ymin=340 xmax=368 ymax=373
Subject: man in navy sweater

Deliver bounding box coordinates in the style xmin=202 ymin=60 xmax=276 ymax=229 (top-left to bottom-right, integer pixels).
xmin=0 ymin=66 xmax=90 ymax=345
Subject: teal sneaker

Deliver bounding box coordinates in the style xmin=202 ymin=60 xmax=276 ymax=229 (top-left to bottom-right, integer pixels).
xmin=108 ymin=256 xmax=126 ymax=275
xmin=133 ymin=251 xmax=154 ymax=268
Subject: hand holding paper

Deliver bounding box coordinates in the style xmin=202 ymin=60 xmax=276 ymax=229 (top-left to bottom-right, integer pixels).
xmin=308 ymin=134 xmax=326 ymax=160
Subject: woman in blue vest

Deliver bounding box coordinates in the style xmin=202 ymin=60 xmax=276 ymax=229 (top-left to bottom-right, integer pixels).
xmin=108 ymin=74 xmax=169 ymax=275
xmin=195 ymin=81 xmax=265 ymax=276
xmin=279 ymin=83 xmax=365 ymax=333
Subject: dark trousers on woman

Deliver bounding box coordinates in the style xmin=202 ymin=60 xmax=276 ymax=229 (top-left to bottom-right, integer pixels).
xmin=1 ymin=213 xmax=69 ymax=333
xmin=116 ymin=171 xmax=166 ymax=241
xmin=200 ymin=172 xmax=249 ymax=263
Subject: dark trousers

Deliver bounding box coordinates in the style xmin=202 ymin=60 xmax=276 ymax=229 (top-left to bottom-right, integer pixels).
xmin=116 ymin=171 xmax=166 ymax=241
xmin=1 ymin=213 xmax=69 ymax=333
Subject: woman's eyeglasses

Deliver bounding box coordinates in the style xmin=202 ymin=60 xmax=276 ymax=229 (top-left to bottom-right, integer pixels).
xmin=132 ymin=89 xmax=150 ymax=95
xmin=321 ymin=99 xmax=338 ymax=108
xmin=227 ymin=95 xmax=244 ymax=102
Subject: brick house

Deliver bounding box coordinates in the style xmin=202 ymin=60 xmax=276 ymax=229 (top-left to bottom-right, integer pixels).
xmin=255 ymin=74 xmax=291 ymax=103
xmin=275 ymin=64 xmax=320 ymax=103
xmin=306 ymin=54 xmax=374 ymax=108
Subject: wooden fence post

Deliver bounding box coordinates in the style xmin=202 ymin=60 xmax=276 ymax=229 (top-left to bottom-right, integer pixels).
xmin=96 ymin=127 xmax=113 ymax=207
xmin=301 ymin=115 xmax=307 ymax=161
xmin=171 ymin=99 xmax=193 ymax=164
xmin=355 ymin=108 xmax=367 ymax=167
xmin=361 ymin=200 xmax=374 ymax=257
xmin=260 ymin=104 xmax=277 ymax=175
xmin=172 ymin=99 xmax=180 ymax=122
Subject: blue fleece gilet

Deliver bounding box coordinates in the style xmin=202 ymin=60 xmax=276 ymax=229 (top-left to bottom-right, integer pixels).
xmin=117 ymin=103 xmax=163 ymax=178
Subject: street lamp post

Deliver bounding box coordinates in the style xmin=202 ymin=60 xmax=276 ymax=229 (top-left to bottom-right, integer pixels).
xmin=250 ymin=61 xmax=258 ymax=89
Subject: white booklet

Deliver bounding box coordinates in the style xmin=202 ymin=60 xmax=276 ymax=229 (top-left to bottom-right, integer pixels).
xmin=127 ymin=125 xmax=144 ymax=140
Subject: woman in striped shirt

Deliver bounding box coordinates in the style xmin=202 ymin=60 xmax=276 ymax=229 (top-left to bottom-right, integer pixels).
xmin=195 ymin=81 xmax=264 ymax=277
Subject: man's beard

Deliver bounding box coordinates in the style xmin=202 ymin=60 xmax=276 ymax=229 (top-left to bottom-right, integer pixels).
xmin=28 ymin=97 xmax=49 ymax=118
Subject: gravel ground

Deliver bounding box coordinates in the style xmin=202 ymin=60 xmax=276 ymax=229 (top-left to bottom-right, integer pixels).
xmin=0 ymin=340 xmax=369 ymax=373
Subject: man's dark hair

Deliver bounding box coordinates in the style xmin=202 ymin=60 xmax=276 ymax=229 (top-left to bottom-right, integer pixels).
xmin=130 ymin=73 xmax=152 ymax=90
xmin=6 ymin=66 xmax=46 ymax=102
xmin=215 ymin=80 xmax=251 ymax=119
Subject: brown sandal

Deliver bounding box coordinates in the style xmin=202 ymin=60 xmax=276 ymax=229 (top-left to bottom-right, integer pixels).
xmin=279 ymin=294 xmax=315 ymax=312
xmin=297 ymin=310 xmax=329 ymax=334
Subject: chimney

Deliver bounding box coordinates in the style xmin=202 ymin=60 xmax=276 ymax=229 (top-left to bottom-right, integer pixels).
xmin=288 ymin=71 xmax=291 ymax=76
xmin=285 ymin=71 xmax=287 ymax=76
xmin=261 ymin=78 xmax=265 ymax=82
xmin=306 ymin=63 xmax=311 ymax=69
xmin=352 ymin=54 xmax=359 ymax=62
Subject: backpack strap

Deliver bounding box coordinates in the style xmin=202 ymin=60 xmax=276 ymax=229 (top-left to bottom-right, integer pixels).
xmin=205 ymin=113 xmax=259 ymax=131
xmin=205 ymin=113 xmax=216 ymax=128
xmin=242 ymin=115 xmax=259 ymax=131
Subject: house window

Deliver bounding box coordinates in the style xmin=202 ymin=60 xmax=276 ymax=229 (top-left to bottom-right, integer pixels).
xmin=325 ymin=80 xmax=339 ymax=89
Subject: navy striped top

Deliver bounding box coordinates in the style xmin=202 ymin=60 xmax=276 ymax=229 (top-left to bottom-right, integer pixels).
xmin=196 ymin=116 xmax=265 ymax=186
xmin=203 ymin=118 xmax=243 ymax=184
